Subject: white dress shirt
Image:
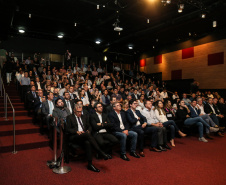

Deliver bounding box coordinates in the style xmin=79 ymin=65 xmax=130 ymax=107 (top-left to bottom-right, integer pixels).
xmin=75 ymin=116 xmax=83 ymax=132
xmin=48 ymin=100 xmax=54 ymax=115
xmin=131 ymin=109 xmax=140 ymax=126
xmin=96 ymin=112 xmax=107 ymax=133
xmin=155 ymin=109 xmax=168 ymax=123
xmin=141 ymin=108 xmax=158 ymax=125
xmin=115 ymin=111 xmax=125 ymax=130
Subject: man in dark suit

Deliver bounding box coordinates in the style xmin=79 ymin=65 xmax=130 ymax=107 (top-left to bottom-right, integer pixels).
xmin=108 ymin=102 xmax=139 ymax=161
xmin=26 ymin=85 xmax=38 ymax=114
xmin=35 ymin=77 xmax=43 ymax=90
xmin=131 ymin=89 xmax=140 ymax=100
xmin=66 ymin=104 xmax=111 ymax=172
xmin=126 ymin=99 xmax=159 ymax=157
xmin=42 ymin=92 xmax=55 ymax=129
xmin=105 ymin=95 xmax=117 ymax=114
xmin=68 ymin=86 xmax=77 ymax=101
xmin=69 ymin=75 xmax=75 ymax=86
xmin=63 ymin=92 xmax=74 ymax=114
xmin=84 ymin=85 xmax=92 ymax=102
xmin=90 ymin=102 xmax=118 ymax=155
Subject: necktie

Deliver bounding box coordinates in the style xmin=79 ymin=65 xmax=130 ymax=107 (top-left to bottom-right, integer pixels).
xmin=77 ymin=117 xmax=85 ymax=131
xmin=33 ymin=92 xmax=36 ymax=98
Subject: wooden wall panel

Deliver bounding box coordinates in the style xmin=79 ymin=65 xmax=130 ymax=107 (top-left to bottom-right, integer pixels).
xmin=140 ymin=39 xmax=226 ymax=89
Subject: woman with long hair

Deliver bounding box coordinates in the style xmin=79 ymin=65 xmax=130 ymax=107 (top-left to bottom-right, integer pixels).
xmin=79 ymin=88 xmax=90 ymax=107
xmin=122 ymin=100 xmax=129 ymax=112
xmin=155 ymin=100 xmax=186 ymax=147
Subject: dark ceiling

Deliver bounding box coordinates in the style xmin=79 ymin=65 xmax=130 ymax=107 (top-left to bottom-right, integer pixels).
xmin=0 ymin=0 xmax=226 ymax=55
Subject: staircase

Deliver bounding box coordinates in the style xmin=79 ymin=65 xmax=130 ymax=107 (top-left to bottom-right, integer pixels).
xmin=0 ymin=82 xmax=49 ymax=153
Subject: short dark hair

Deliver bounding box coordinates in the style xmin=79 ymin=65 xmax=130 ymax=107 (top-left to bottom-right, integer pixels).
xmin=129 ymin=99 xmax=136 ymax=107
xmin=63 ymin=91 xmax=69 ymax=96
xmin=94 ymin=102 xmax=102 ymax=109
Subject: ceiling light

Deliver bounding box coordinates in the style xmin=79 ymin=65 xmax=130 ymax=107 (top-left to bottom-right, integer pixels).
xmin=103 ymin=5 xmax=105 ymax=8
xmin=119 ymin=32 xmax=120 ymax=35
xmin=147 ymin=19 xmax=150 ymax=23
xmin=18 ymin=28 xmax=25 ymax=33
xmin=128 ymin=46 xmax=133 ymax=50
xmin=95 ymin=40 xmax=101 ymax=44
xmin=29 ymin=14 xmax=31 ymax=18
xmin=58 ymin=34 xmax=64 ymax=38
xmin=74 ymin=23 xmax=77 ymax=26
xmin=189 ymin=32 xmax=191 ymax=36
xmin=213 ymin=21 xmax=217 ymax=27
xmin=104 ymin=56 xmax=107 ymax=61
xmin=178 ymin=8 xmax=183 ymax=13
xmin=201 ymin=13 xmax=206 ymax=18
xmin=156 ymin=38 xmax=158 ymax=42
xmin=153 ymin=46 xmax=155 ymax=49
xmin=97 ymin=5 xmax=99 ymax=9
xmin=166 ymin=0 xmax=171 ymax=4
xmin=179 ymin=4 xmax=184 ymax=9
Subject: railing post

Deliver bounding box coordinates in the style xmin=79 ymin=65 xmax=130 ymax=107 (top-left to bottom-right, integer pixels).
xmin=12 ymin=108 xmax=17 ymax=154
xmin=53 ymin=119 xmax=71 ymax=174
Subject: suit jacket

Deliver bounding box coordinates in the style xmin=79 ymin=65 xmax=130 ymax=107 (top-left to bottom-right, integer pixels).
xmin=42 ymin=100 xmax=55 ymax=116
xmin=126 ymin=109 xmax=147 ymax=127
xmin=131 ymin=94 xmax=140 ymax=100
xmin=188 ymin=105 xmax=201 ymax=118
xmin=66 ymin=114 xmax=92 ymax=135
xmin=27 ymin=91 xmax=38 ymax=103
xmin=90 ymin=113 xmax=113 ymax=136
xmin=85 ymin=90 xmax=92 ymax=101
xmin=69 ymin=79 xmax=75 ymax=86
xmin=108 ymin=110 xmax=129 ymax=132
xmin=63 ymin=99 xmax=74 ymax=112
xmin=35 ymin=82 xmax=43 ymax=90
xmin=204 ymin=103 xmax=220 ymax=115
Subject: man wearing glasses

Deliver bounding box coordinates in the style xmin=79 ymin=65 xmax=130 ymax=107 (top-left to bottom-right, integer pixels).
xmin=90 ymin=102 xmax=118 ymax=157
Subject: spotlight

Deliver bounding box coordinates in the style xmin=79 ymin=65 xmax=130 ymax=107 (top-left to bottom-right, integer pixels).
xmin=147 ymin=19 xmax=150 ymax=23
xmin=18 ymin=28 xmax=25 ymax=33
xmin=213 ymin=21 xmax=217 ymax=27
xmin=128 ymin=46 xmax=133 ymax=50
xmin=95 ymin=40 xmax=101 ymax=44
xmin=178 ymin=8 xmax=183 ymax=13
xmin=58 ymin=34 xmax=64 ymax=38
xmin=103 ymin=5 xmax=105 ymax=8
xmin=74 ymin=23 xmax=77 ymax=26
xmin=29 ymin=14 xmax=31 ymax=18
xmin=179 ymin=4 xmax=184 ymax=9
xmin=97 ymin=5 xmax=99 ymax=9
xmin=104 ymin=56 xmax=107 ymax=61
xmin=201 ymin=13 xmax=206 ymax=18
xmin=189 ymin=32 xmax=191 ymax=36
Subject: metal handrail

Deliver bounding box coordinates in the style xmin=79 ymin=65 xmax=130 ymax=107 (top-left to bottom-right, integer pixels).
xmin=6 ymin=93 xmax=17 ymax=154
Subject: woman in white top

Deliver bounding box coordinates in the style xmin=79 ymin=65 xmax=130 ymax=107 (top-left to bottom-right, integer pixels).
xmin=155 ymin=100 xmax=186 ymax=147
xmin=137 ymin=94 xmax=145 ymax=110
xmin=79 ymin=88 xmax=90 ymax=107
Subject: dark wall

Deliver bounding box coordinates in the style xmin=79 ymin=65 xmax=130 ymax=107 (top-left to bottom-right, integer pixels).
xmin=0 ymin=36 xmax=103 ymax=61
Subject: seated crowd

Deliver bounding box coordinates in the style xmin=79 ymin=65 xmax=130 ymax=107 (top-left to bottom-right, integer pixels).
xmin=3 ymin=54 xmax=226 ymax=173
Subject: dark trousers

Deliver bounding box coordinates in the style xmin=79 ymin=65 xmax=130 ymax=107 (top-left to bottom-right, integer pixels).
xmin=131 ymin=125 xmax=158 ymax=151
xmin=69 ymin=132 xmax=104 ymax=162
xmin=94 ymin=132 xmax=118 ymax=153
xmin=163 ymin=120 xmax=179 ymax=139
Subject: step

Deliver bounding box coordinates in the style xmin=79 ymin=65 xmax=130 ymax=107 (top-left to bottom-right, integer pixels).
xmin=0 ymin=102 xmax=24 ymax=106
xmin=0 ymin=116 xmax=33 ymax=125
xmin=0 ymin=123 xmax=40 ymax=136
xmin=0 ymin=106 xmax=25 ymax=111
xmin=0 ymin=133 xmax=49 ymax=153
xmin=0 ymin=110 xmax=28 ymax=117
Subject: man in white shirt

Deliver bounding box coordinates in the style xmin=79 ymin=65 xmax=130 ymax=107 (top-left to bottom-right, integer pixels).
xmin=108 ymin=102 xmax=138 ymax=161
xmin=141 ymin=100 xmax=171 ymax=151
xmin=160 ymin=89 xmax=168 ymax=99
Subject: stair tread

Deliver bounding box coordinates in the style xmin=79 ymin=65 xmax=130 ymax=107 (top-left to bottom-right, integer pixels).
xmin=0 ymin=133 xmax=49 ymax=147
xmin=0 ymin=123 xmax=39 ymax=132
xmin=0 ymin=116 xmax=32 ymax=121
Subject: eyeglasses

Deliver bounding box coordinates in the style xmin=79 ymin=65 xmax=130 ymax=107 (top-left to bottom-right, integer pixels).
xmin=97 ymin=106 xmax=103 ymax=108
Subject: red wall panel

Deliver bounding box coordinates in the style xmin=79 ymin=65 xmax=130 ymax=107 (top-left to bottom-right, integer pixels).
xmin=208 ymin=52 xmax=224 ymax=66
xmin=154 ymin=55 xmax=162 ymax=64
xmin=140 ymin=59 xmax=146 ymax=67
xmin=182 ymin=47 xmax=194 ymax=59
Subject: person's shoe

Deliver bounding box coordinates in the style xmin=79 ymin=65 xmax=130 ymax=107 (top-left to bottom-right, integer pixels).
xmin=120 ymin=154 xmax=130 ymax=161
xmin=139 ymin=152 xmax=145 ymax=157
xmin=87 ymin=164 xmax=100 ymax=172
xmin=217 ymin=132 xmax=224 ymax=137
xmin=158 ymin=146 xmax=167 ymax=151
xmin=130 ymin=152 xmax=140 ymax=158
xmin=206 ymin=133 xmax=214 ymax=139
xmin=101 ymin=153 xmax=109 ymax=160
xmin=210 ymin=127 xmax=219 ymax=132
xmin=199 ymin=137 xmax=208 ymax=142
xmin=107 ymin=154 xmax=112 ymax=159
xmin=164 ymin=144 xmax=171 ymax=150
xmin=150 ymin=147 xmax=162 ymax=152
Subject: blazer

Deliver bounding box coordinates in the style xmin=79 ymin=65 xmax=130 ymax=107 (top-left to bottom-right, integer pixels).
xmin=27 ymin=91 xmax=38 ymax=103
xmin=188 ymin=105 xmax=201 ymax=118
xmin=42 ymin=100 xmax=55 ymax=116
xmin=90 ymin=113 xmax=113 ymax=136
xmin=204 ymin=103 xmax=220 ymax=115
xmin=66 ymin=114 xmax=92 ymax=135
xmin=35 ymin=82 xmax=43 ymax=90
xmin=108 ymin=110 xmax=129 ymax=132
xmin=131 ymin=94 xmax=140 ymax=100
xmin=63 ymin=99 xmax=74 ymax=110
xmin=126 ymin=109 xmax=147 ymax=127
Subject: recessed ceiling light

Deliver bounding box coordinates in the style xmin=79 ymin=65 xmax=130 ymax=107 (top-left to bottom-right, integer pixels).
xmin=95 ymin=40 xmax=101 ymax=44
xmin=128 ymin=46 xmax=133 ymax=50
xmin=213 ymin=21 xmax=217 ymax=27
xmin=201 ymin=13 xmax=206 ymax=18
xmin=18 ymin=29 xmax=25 ymax=33
xmin=178 ymin=8 xmax=183 ymax=13
xmin=58 ymin=34 xmax=64 ymax=38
